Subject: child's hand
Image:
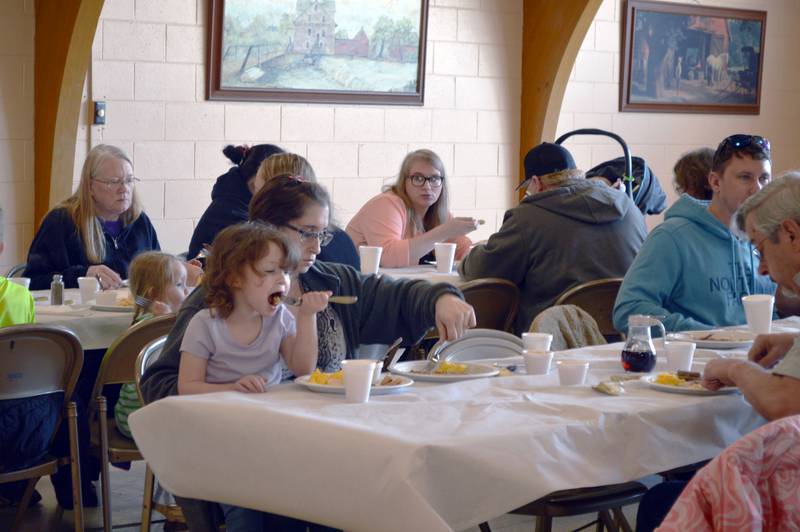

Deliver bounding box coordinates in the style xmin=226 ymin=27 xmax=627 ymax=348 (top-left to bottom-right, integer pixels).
xmin=234 ymin=374 xmax=267 ymax=393
xmin=150 ymin=300 xmax=172 ymax=315
xmin=298 ymin=291 xmax=331 ymax=315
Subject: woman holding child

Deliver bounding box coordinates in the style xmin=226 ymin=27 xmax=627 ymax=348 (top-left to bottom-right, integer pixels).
xmin=346 ymin=149 xmax=480 ymax=267
xmin=141 ymin=174 xmax=476 ymax=531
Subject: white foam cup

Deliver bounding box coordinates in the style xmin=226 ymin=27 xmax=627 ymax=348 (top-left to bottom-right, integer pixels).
xmin=557 ymin=361 xmax=590 ymax=386
xmin=523 ymin=349 xmax=553 ymax=375
xmin=342 ymin=360 xmax=376 ymax=403
xmin=78 ymin=277 xmax=100 ymax=304
xmin=665 ymin=341 xmax=696 ymax=372
xmin=742 ymin=294 xmax=774 ymax=334
xmin=522 ymin=332 xmax=553 ymax=351
xmin=359 ymin=246 xmax=383 ymax=276
xmin=433 ymin=242 xmax=457 ymax=273
xmin=8 ymin=277 xmax=31 ymax=290
xmin=95 ymin=290 xmax=118 ymax=306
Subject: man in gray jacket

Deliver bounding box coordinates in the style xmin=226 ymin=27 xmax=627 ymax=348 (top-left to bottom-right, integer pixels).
xmin=459 ymin=142 xmax=647 ymax=334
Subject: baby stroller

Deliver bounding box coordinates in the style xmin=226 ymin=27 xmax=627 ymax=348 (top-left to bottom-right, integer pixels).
xmin=555 ymin=128 xmax=667 ymax=216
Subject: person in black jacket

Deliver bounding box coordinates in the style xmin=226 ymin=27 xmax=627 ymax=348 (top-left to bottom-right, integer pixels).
xmin=24 ymin=144 xmax=160 ymax=290
xmin=188 ymin=144 xmax=284 ymax=260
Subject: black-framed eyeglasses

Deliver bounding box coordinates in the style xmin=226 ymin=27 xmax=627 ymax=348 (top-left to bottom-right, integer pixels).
xmin=284 ymin=223 xmax=333 ymax=246
xmin=717 ymin=135 xmax=771 ymax=154
xmin=92 ymin=176 xmax=140 ymax=189
xmin=408 ymin=174 xmax=443 ymax=187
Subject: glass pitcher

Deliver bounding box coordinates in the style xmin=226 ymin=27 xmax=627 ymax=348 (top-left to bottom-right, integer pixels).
xmin=621 ymin=315 xmax=666 ymax=372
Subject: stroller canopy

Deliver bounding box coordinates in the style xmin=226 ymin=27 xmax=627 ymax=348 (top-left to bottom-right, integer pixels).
xmin=586 ymin=156 xmax=667 ymax=216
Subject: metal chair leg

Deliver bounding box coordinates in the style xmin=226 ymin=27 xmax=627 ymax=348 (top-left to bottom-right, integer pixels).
xmin=98 ymin=396 xmax=112 ymax=532
xmin=67 ymin=401 xmax=84 ymax=531
xmin=598 ymin=510 xmax=617 ymax=532
xmin=612 ymin=507 xmax=633 ymax=532
xmin=478 ymin=522 xmax=493 ymax=532
xmin=141 ymin=464 xmax=156 ymax=532
xmin=534 ymin=516 xmax=553 ymax=532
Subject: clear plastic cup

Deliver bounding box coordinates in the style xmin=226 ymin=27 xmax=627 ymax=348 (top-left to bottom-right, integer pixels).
xmin=742 ymin=294 xmax=774 ymax=334
xmin=665 ymin=341 xmax=696 ymax=372
xmin=359 ymin=246 xmax=383 ymax=275
xmin=557 ymin=361 xmax=589 ymax=386
xmin=434 ymin=242 xmax=457 ymax=273
xmin=522 ymin=332 xmax=553 ymax=351
xmin=8 ymin=277 xmax=31 ymax=290
xmin=342 ymin=360 xmax=376 ymax=403
xmin=78 ymin=276 xmax=100 ymax=304
xmin=523 ymin=349 xmax=553 ymax=375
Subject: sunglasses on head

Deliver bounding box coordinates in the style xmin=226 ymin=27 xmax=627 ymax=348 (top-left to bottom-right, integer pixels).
xmin=717 ymin=134 xmax=771 ymax=154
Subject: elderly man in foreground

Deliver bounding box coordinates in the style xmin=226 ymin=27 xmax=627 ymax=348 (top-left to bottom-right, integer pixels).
xmin=703 ymin=173 xmax=800 ymax=420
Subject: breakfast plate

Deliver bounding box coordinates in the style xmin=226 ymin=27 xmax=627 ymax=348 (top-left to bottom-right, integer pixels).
xmin=436 ymin=329 xmax=523 ymax=362
xmin=389 ymin=360 xmax=499 ymax=382
xmin=642 ymin=375 xmax=738 ymax=396
xmin=668 ymin=330 xmax=756 ymax=349
xmin=295 ymin=373 xmax=414 ymax=395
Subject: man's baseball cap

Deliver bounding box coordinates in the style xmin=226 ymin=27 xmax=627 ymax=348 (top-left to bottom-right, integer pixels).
xmin=516 ymin=142 xmax=577 ymax=190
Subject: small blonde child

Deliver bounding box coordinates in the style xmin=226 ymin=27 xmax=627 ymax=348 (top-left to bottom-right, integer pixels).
xmin=114 ymin=251 xmax=192 ymax=439
xmin=178 ymin=222 xmax=329 ymax=395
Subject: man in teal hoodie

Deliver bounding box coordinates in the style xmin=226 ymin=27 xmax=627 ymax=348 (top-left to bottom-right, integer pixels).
xmin=614 ymin=134 xmax=776 ymax=332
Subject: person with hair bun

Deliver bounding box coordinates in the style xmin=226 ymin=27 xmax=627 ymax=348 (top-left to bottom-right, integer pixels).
xmin=673 ymin=147 xmax=714 ymax=200
xmin=188 ymin=143 xmax=284 ymax=260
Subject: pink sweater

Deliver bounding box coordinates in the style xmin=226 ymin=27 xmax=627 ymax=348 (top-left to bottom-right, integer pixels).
xmin=346 ymin=191 xmax=472 ymax=267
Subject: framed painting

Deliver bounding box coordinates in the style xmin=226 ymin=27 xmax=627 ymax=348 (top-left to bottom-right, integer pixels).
xmin=621 ymin=0 xmax=766 ymax=114
xmin=207 ymin=0 xmax=429 ymax=105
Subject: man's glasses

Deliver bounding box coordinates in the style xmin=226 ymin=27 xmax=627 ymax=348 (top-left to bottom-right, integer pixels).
xmin=92 ymin=176 xmax=140 ymax=190
xmin=717 ymin=135 xmax=771 ymax=154
xmin=284 ymin=223 xmax=333 ymax=246
xmin=408 ymin=174 xmax=443 ymax=188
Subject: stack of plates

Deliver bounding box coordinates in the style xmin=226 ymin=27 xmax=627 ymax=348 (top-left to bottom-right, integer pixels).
xmin=439 ymin=329 xmax=523 ymax=362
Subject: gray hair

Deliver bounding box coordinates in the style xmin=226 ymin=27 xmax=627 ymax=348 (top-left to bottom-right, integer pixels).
xmin=734 ymin=171 xmax=800 ymax=241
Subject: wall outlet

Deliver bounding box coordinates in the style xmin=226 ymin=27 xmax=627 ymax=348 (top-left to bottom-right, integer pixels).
xmin=93 ymin=101 xmax=106 ymax=125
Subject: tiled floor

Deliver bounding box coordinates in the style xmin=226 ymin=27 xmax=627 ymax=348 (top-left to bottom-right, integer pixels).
xmin=2 ymin=461 xmax=640 ymax=531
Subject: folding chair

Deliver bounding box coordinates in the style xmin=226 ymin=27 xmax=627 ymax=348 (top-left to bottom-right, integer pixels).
xmin=0 ymin=324 xmax=84 ymax=532
xmin=553 ymin=278 xmax=624 ymax=342
xmin=460 ymin=277 xmax=520 ymax=332
xmin=87 ymin=314 xmax=176 ymax=532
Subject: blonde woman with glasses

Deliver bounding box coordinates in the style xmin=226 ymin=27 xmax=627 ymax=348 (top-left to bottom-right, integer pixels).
xmin=24 ymin=144 xmax=160 ymax=290
xmin=346 ymin=149 xmax=479 ymax=267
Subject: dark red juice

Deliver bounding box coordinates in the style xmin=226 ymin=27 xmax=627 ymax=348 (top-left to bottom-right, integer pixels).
xmin=621 ymin=350 xmax=656 ymax=372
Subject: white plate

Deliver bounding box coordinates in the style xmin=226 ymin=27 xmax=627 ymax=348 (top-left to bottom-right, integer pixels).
xmin=389 ymin=360 xmax=499 ymax=382
xmin=668 ymin=330 xmax=756 ymax=349
xmin=295 ymin=374 xmax=414 ymax=395
xmin=642 ymin=375 xmax=738 ymax=396
xmin=90 ymin=303 xmax=135 ymax=313
xmin=438 ymin=329 xmax=523 ymax=362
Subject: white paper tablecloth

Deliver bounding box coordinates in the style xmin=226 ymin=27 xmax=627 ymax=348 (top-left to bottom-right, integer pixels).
xmin=380 ymin=265 xmax=463 ymax=286
xmin=130 ymin=342 xmax=767 ymax=532
xmin=32 ymin=289 xmax=133 ymax=350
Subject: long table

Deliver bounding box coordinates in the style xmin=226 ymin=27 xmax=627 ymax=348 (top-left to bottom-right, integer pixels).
xmin=129 ymin=342 xmax=769 ymax=532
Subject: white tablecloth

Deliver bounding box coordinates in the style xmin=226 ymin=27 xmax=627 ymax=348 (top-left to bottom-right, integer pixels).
xmin=32 ymin=289 xmax=133 ymax=350
xmin=130 ymin=343 xmax=766 ymax=532
xmin=380 ymin=265 xmax=463 ymax=286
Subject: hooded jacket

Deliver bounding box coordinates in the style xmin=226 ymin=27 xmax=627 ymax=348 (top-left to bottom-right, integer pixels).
xmin=24 ymin=207 xmax=160 ymax=290
xmin=460 ymin=179 xmax=647 ymax=334
xmin=188 ymin=166 xmax=360 ymax=268
xmin=613 ymin=194 xmax=776 ymax=332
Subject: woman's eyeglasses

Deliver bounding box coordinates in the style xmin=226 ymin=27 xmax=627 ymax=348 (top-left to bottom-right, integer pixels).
xmin=408 ymin=174 xmax=443 ymax=188
xmin=92 ymin=176 xmax=141 ymax=190
xmin=284 ymin=223 xmax=333 ymax=246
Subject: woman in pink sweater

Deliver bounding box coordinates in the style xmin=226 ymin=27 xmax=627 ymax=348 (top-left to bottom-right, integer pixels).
xmin=346 ymin=149 xmax=479 ymax=267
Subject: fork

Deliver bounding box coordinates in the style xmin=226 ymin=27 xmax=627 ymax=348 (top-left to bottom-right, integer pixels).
xmin=424 ymin=337 xmax=450 ymax=372
xmin=282 ymin=295 xmax=358 ymax=306
xmin=134 ymin=295 xmax=151 ymax=309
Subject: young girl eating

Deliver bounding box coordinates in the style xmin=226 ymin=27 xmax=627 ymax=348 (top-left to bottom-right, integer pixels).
xmin=178 ymin=222 xmax=329 ymax=395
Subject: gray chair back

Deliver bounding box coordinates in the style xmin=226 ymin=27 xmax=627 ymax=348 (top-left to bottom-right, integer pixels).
xmin=135 ymin=336 xmax=167 ymax=405
xmin=5 ymin=263 xmax=27 ymax=278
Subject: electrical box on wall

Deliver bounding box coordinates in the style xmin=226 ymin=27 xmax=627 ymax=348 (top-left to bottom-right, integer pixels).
xmin=93 ymin=101 xmax=106 ymax=125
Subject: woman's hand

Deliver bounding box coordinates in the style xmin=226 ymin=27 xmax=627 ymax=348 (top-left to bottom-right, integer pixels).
xmin=440 ymin=217 xmax=480 ymax=239
xmin=185 ymin=259 xmax=203 ymax=287
xmin=748 ymin=333 xmax=797 ymax=368
xmin=434 ymin=294 xmax=476 ymax=341
xmin=87 ymin=264 xmax=123 ymax=289
xmin=298 ymin=291 xmax=331 ymax=316
xmin=234 ymin=374 xmax=267 ymax=393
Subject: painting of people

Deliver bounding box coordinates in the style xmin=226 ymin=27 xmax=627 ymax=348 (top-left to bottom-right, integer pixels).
xmin=621 ymin=1 xmax=766 ymax=114
xmin=207 ymin=0 xmax=428 ymax=104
